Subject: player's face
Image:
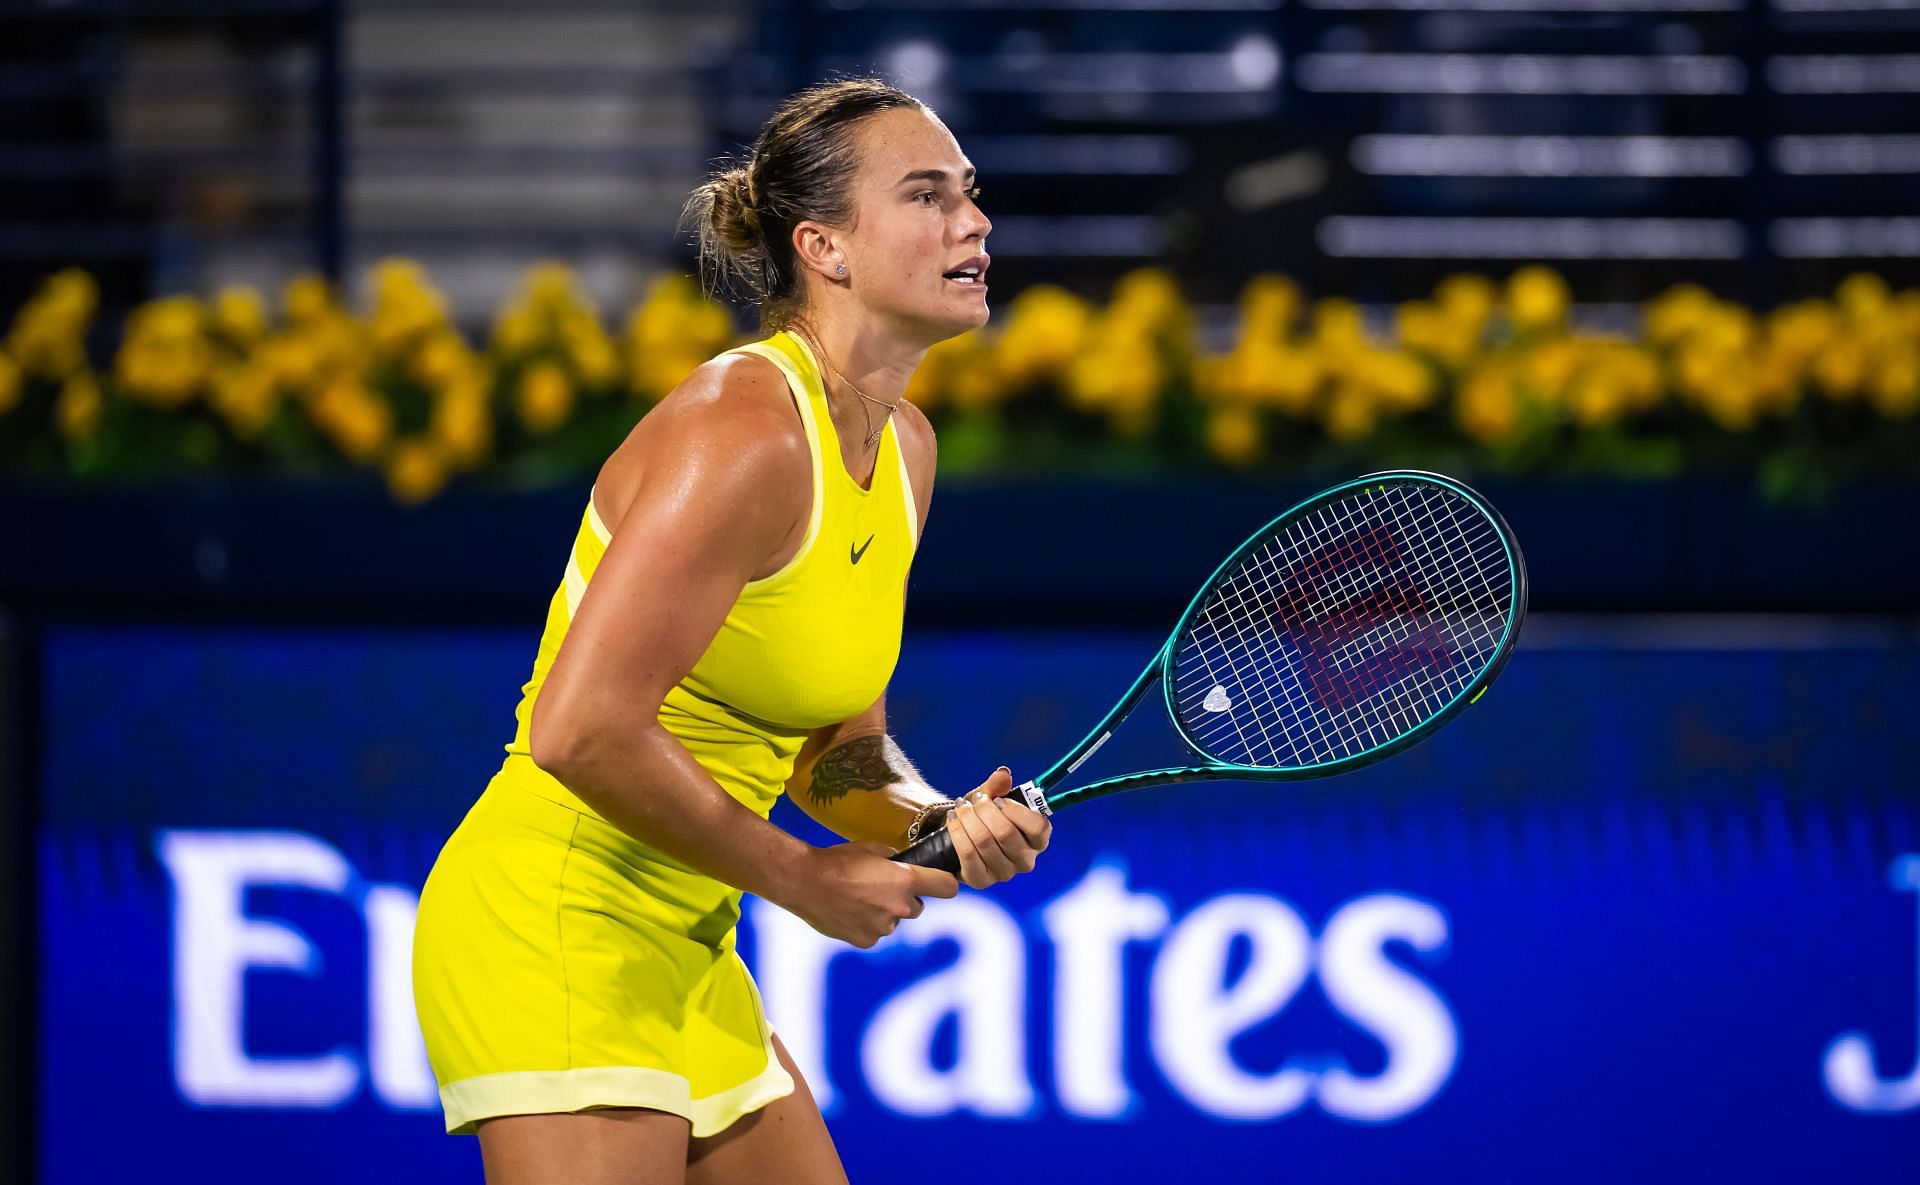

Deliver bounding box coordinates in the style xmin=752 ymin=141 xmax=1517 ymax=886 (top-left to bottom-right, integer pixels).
xmin=843 ymin=107 xmax=992 ymax=340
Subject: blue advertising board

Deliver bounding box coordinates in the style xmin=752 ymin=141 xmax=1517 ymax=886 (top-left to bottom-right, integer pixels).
xmin=35 ymin=622 xmax=1920 ymax=1183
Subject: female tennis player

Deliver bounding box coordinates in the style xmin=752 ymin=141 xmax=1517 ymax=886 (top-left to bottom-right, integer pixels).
xmin=411 ymin=78 xmax=1050 ymax=1183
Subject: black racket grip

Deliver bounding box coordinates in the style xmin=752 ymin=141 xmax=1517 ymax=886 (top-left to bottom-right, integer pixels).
xmin=890 ymin=820 xmax=961 ymax=873
xmin=889 ymin=780 xmax=1051 ymax=874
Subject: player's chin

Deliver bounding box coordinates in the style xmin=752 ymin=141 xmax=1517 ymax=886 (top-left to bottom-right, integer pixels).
xmin=935 ymin=281 xmax=991 ymax=325
xmin=946 ymin=301 xmax=991 ymax=336
xmin=916 ymin=306 xmax=991 ymax=344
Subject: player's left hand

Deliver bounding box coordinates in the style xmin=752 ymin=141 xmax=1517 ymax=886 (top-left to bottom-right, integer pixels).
xmin=946 ymin=765 xmax=1051 ymax=890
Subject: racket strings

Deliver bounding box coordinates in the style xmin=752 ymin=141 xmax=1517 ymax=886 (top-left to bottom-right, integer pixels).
xmin=1170 ymin=481 xmax=1515 ymax=769
xmin=1191 ymin=485 xmax=1508 ymax=764
xmin=1274 ymin=485 xmax=1508 ymax=753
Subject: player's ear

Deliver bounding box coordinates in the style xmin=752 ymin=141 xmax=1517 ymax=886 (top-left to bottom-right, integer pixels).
xmin=791 ymin=220 xmax=845 ymax=282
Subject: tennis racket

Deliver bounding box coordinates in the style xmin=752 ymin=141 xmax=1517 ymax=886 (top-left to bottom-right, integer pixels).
xmin=892 ymin=469 xmax=1528 ymax=873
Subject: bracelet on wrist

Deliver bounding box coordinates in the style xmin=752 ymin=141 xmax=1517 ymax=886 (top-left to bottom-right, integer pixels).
xmin=904 ymin=800 xmax=956 ymax=845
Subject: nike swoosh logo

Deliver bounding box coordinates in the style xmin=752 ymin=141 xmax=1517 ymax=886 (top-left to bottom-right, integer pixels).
xmin=850 ymin=534 xmax=875 ymax=564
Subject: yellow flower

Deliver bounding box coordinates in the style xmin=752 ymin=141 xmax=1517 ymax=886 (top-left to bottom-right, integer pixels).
xmin=1507 ymin=266 xmax=1569 ymax=334
xmin=284 ymin=273 xmax=334 ymax=323
xmin=517 ymin=361 xmax=574 ymax=434
xmin=492 ymin=305 xmax=541 ymax=358
xmin=1397 ymin=301 xmax=1478 ymax=371
xmin=1312 ymin=298 xmax=1365 ymax=348
xmin=905 ymin=331 xmax=973 ymax=408
xmin=1674 ymin=346 xmax=1719 ymax=401
xmin=0 ymin=352 xmax=20 ymax=415
xmin=524 ymin=261 xmax=579 ymax=311
xmin=621 ymin=273 xmax=742 ymax=401
xmin=564 ymin=322 xmax=620 ymax=390
xmin=1670 ymin=335 xmax=1761 ymax=429
xmin=115 ymin=297 xmax=213 ymax=408
xmin=211 ymin=363 xmax=279 ymax=439
xmin=1837 ymin=272 xmax=1891 ymax=322
xmin=1569 ymin=368 xmax=1629 ymax=428
xmin=45 ymin=268 xmax=100 ymax=315
xmin=139 ymin=295 xmax=206 ymax=340
xmin=412 ymin=331 xmax=473 ymax=390
xmin=943 ymin=333 xmax=1005 ymax=410
xmin=1205 ymin=405 xmax=1263 ymax=465
xmin=56 ymin=370 xmax=104 ymax=440
xmin=1521 ymin=339 xmax=1581 ymax=404
xmin=1868 ymin=346 xmax=1920 ymax=417
xmin=304 ymin=313 xmax=371 ymax=382
xmin=630 ymin=350 xmax=711 ymax=404
xmin=385 ymin=436 xmax=453 ymax=504
xmin=7 ymin=271 xmax=97 ymax=379
xmin=1767 ymin=300 xmax=1839 ymax=364
xmin=431 ymin=379 xmax=494 ymax=467
xmin=214 ymin=286 xmax=269 ymax=345
xmin=311 ymin=380 xmax=393 ymax=462
xmin=1236 ymin=274 xmax=1300 ymax=342
xmin=1271 ymin=345 xmax=1327 ymax=413
xmin=1354 ymin=348 xmax=1434 ymax=412
xmin=1435 ymin=274 xmax=1496 ymax=328
xmin=1066 ymin=331 xmax=1163 ymax=431
xmin=266 ymin=334 xmax=324 ymax=389
xmin=373 ymin=257 xmax=429 ymax=295
xmin=997 ymin=286 xmax=1094 ymax=387
xmin=683 ymin=298 xmax=737 ymax=353
xmin=1812 ymin=336 xmax=1867 ymax=401
xmin=1109 ymin=267 xmax=1192 ymax=348
xmin=1458 ymin=362 xmax=1520 ymax=443
xmin=369 ymin=258 xmax=452 ymax=359
xmin=1645 ymin=284 xmax=1716 ymax=347
xmin=1752 ymin=339 xmax=1801 ymax=415
xmin=1892 ymin=290 xmax=1920 ymax=338
xmin=1694 ymin=305 xmax=1755 ymax=355
xmin=1610 ymin=345 xmax=1665 ymax=411
xmin=1202 ymin=340 xmax=1322 ymax=415
xmin=1323 ymin=383 xmax=1377 ymax=441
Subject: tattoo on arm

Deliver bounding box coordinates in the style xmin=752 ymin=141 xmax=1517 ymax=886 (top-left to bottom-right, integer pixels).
xmin=807 ymin=735 xmax=905 ymax=805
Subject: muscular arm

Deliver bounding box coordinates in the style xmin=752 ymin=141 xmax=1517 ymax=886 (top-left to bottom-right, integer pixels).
xmin=527 ymin=356 xmax=817 ymax=907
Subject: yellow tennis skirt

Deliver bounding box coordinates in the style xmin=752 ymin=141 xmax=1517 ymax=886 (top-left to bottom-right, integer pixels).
xmin=412 ymin=770 xmax=795 ymax=1136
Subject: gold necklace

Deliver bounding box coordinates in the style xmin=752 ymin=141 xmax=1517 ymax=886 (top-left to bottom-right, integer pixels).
xmin=793 ymin=324 xmax=900 ymax=449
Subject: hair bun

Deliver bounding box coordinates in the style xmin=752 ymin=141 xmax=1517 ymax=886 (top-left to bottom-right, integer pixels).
xmin=711 ymin=166 xmax=762 ymax=252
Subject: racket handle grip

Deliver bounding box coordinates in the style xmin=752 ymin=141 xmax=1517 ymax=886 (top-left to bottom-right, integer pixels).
xmin=890 ymin=821 xmax=960 ymax=873
xmin=889 ymin=780 xmax=1051 ymax=874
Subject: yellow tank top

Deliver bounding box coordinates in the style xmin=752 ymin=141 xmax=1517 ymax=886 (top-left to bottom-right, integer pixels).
xmin=494 ymin=329 xmax=920 ymax=848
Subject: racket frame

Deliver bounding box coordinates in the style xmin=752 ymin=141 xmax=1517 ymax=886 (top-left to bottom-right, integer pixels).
xmin=1030 ymin=469 xmax=1527 ymax=813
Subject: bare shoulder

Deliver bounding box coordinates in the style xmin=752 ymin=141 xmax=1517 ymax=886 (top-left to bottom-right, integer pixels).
xmin=595 ymin=349 xmax=809 ymax=534
xmin=653 ymin=350 xmax=805 ymax=450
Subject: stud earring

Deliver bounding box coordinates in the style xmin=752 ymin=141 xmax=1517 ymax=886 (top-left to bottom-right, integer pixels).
xmin=835 ymin=263 xmax=846 ymax=275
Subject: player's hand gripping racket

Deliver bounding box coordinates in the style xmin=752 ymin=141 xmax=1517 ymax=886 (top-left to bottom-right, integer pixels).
xmin=893 ymin=470 xmax=1528 ymax=873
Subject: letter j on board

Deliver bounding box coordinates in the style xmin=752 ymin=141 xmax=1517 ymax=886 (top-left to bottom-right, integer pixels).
xmin=1823 ymin=854 xmax=1920 ymax=1114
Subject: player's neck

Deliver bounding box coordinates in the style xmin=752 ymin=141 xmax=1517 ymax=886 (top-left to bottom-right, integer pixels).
xmin=789 ymin=313 xmax=922 ymax=410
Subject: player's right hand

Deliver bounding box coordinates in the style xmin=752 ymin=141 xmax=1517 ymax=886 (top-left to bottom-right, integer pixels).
xmin=788 ymin=842 xmax=959 ymax=949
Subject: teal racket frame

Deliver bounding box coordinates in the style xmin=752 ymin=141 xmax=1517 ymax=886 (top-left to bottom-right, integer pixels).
xmin=1023 ymin=470 xmax=1528 ymax=814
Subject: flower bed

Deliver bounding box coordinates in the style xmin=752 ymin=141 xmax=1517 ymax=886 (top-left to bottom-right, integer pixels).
xmin=3 ymin=260 xmax=1915 ymax=503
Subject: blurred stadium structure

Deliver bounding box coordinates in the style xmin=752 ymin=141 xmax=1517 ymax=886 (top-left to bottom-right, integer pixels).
xmin=3 ymin=0 xmax=1918 ymax=325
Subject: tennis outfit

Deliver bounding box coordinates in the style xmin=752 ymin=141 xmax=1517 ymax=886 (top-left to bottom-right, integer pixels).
xmin=412 ymin=329 xmax=919 ymax=1136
